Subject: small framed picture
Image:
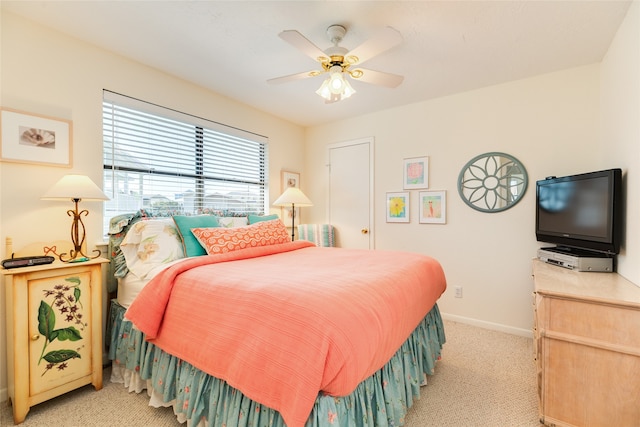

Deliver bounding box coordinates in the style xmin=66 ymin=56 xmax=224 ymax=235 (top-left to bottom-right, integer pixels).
xmin=386 ymin=191 xmax=410 ymax=223
xmin=281 ymin=170 xmax=301 ymax=223
xmin=282 ymin=170 xmax=300 ymax=190
xmin=419 ymin=191 xmax=446 ymax=224
xmin=403 ymin=156 xmax=429 ymax=189
xmin=0 ymin=108 xmax=72 ymax=167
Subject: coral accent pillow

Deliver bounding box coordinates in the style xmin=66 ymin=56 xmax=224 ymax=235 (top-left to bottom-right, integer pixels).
xmin=192 ymin=219 xmax=290 ymax=254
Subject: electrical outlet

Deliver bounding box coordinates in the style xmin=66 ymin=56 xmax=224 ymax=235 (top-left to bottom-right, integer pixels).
xmin=454 ymin=286 xmax=463 ymax=298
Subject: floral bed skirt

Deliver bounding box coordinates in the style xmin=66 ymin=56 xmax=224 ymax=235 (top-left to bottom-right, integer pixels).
xmin=108 ymin=300 xmax=445 ymax=427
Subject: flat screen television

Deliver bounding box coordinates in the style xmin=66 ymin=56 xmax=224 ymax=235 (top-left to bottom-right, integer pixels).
xmin=535 ymin=168 xmax=622 ymax=255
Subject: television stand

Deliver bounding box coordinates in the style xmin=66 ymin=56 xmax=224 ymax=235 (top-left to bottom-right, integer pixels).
xmin=532 ymin=259 xmax=640 ymax=425
xmin=537 ymin=246 xmax=614 ymax=272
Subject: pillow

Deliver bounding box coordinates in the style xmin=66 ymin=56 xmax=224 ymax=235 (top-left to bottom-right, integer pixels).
xmin=173 ymin=215 xmax=220 ymax=257
xmin=248 ymin=213 xmax=279 ymax=224
xmin=192 ymin=219 xmax=290 ymax=255
xmin=120 ymin=218 xmax=184 ymax=279
xmin=217 ymin=216 xmax=249 ymax=228
xmin=107 ymin=211 xmax=139 ymax=292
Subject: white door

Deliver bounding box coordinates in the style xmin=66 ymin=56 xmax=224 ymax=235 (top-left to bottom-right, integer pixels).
xmin=327 ymin=137 xmax=374 ymax=249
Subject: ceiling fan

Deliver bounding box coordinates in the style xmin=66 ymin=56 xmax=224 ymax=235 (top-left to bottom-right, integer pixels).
xmin=267 ymin=24 xmax=404 ymax=103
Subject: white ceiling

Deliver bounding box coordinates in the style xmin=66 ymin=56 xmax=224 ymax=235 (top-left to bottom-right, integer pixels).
xmin=2 ymin=1 xmax=632 ymax=127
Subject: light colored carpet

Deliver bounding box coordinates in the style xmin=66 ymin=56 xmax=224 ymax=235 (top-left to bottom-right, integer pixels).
xmin=1 ymin=320 xmax=540 ymax=426
xmin=404 ymin=320 xmax=540 ymax=426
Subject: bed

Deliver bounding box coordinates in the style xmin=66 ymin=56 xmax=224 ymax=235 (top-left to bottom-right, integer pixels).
xmin=107 ymin=210 xmax=447 ymax=427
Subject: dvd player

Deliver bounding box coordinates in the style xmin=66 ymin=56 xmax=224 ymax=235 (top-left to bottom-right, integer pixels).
xmin=537 ymin=247 xmax=613 ymax=272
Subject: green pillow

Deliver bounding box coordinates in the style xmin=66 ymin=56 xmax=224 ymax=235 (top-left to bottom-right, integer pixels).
xmin=248 ymin=214 xmax=279 ymax=224
xmin=173 ymin=215 xmax=220 ymax=256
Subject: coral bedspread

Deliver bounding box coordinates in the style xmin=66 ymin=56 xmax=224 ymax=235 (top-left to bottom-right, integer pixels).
xmin=125 ymin=240 xmax=447 ymax=427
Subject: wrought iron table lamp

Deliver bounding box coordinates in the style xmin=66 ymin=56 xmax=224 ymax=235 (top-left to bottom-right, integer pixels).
xmin=42 ymin=174 xmax=109 ymax=262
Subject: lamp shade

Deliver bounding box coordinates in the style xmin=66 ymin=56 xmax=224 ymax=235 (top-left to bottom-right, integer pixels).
xmin=42 ymin=174 xmax=109 ymax=201
xmin=273 ymin=187 xmax=313 ymax=207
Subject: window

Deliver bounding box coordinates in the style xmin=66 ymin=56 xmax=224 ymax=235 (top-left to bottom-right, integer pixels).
xmin=102 ymin=91 xmax=268 ymax=234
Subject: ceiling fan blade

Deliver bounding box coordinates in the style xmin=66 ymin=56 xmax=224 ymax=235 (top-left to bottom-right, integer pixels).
xmin=346 ymin=26 xmax=403 ymax=65
xmin=351 ymin=68 xmax=404 ymax=88
xmin=267 ymin=70 xmax=323 ymax=85
xmin=279 ymin=30 xmax=328 ymax=62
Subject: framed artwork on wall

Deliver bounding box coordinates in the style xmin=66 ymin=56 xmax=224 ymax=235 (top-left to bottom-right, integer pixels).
xmin=386 ymin=191 xmax=410 ymax=223
xmin=403 ymin=156 xmax=429 ymax=189
xmin=282 ymin=170 xmax=300 ymax=189
xmin=419 ymin=191 xmax=446 ymax=224
xmin=0 ymin=108 xmax=72 ymax=167
xmin=281 ymin=170 xmax=301 ymax=223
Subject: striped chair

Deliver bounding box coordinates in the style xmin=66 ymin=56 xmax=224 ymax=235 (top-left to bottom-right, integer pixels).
xmin=297 ymin=224 xmax=337 ymax=247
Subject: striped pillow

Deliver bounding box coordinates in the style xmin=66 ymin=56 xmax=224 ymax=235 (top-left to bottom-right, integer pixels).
xmin=297 ymin=224 xmax=336 ymax=247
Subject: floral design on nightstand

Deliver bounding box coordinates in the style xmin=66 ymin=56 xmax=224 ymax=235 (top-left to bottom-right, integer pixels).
xmin=38 ymin=276 xmax=87 ymax=376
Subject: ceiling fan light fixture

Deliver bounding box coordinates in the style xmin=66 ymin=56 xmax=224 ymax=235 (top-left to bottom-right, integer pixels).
xmin=271 ymin=25 xmax=404 ymax=100
xmin=341 ymin=78 xmax=356 ymax=99
xmin=316 ymin=65 xmax=355 ymax=102
xmin=315 ymin=78 xmax=332 ymax=99
xmin=328 ymin=69 xmax=346 ymax=94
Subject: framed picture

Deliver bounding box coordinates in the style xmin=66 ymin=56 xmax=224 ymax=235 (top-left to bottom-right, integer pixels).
xmin=419 ymin=191 xmax=446 ymax=224
xmin=281 ymin=170 xmax=301 ymax=223
xmin=282 ymin=170 xmax=300 ymax=189
xmin=386 ymin=191 xmax=410 ymax=223
xmin=403 ymin=156 xmax=429 ymax=189
xmin=0 ymin=108 xmax=72 ymax=167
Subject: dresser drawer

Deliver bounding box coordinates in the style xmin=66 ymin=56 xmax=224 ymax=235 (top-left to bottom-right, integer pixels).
xmin=545 ymin=296 xmax=640 ymax=349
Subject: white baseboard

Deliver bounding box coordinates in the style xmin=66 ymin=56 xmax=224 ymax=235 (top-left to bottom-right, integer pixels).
xmin=441 ymin=313 xmax=533 ymax=339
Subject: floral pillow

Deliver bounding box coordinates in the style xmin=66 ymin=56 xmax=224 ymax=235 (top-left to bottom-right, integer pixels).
xmin=120 ymin=218 xmax=185 ymax=278
xmin=192 ymin=219 xmax=290 ymax=255
xmin=217 ymin=216 xmax=249 ymax=228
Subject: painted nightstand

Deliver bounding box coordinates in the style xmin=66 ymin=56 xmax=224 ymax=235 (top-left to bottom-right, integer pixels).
xmin=2 ymin=257 xmax=109 ymax=424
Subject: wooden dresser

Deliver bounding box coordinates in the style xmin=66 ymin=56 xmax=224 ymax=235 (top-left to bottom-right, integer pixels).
xmin=532 ymin=259 xmax=640 ymax=427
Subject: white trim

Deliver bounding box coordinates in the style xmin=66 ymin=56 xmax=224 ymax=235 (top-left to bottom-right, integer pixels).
xmin=441 ymin=312 xmax=533 ymax=338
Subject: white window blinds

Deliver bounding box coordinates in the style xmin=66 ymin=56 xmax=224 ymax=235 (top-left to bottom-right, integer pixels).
xmin=102 ymin=91 xmax=268 ymax=232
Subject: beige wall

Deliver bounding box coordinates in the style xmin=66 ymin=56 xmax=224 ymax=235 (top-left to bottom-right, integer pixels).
xmin=600 ymin=0 xmax=640 ymax=284
xmin=304 ymin=65 xmax=602 ymax=335
xmin=303 ymin=1 xmax=639 ymax=334
xmin=0 ymin=11 xmax=305 ymax=401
